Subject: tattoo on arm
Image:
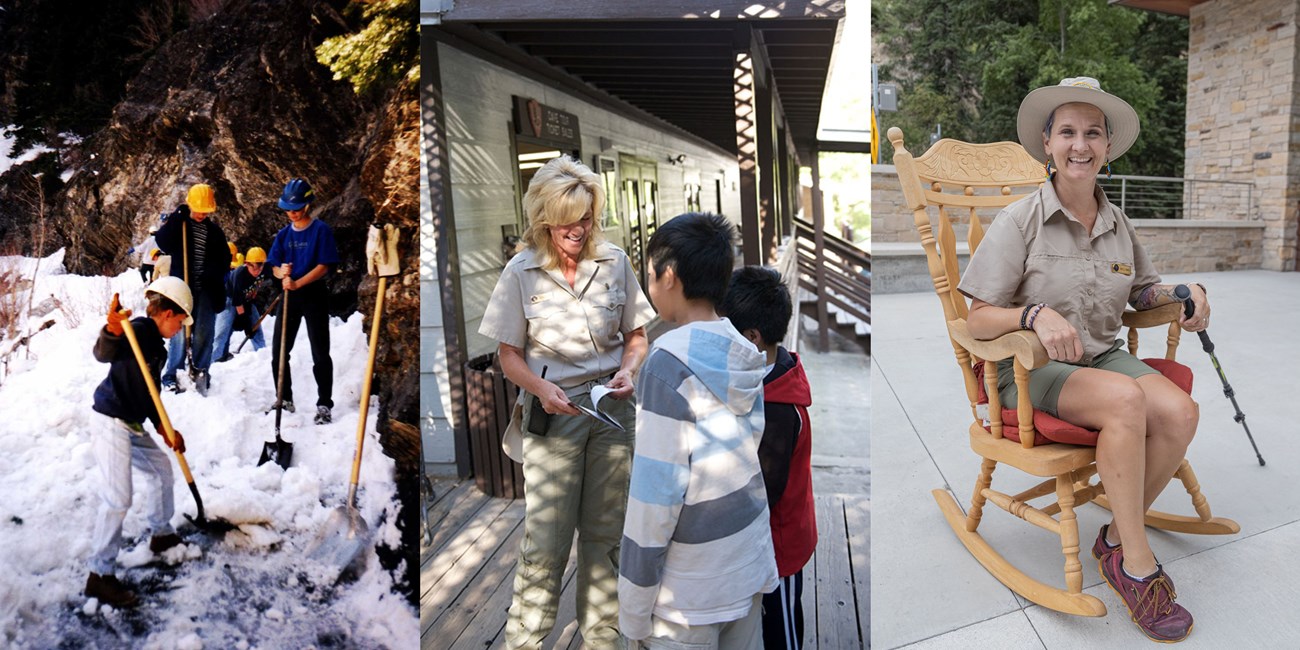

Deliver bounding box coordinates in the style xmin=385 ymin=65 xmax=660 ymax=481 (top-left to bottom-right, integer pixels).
xmin=1131 ymin=284 xmax=1176 ymax=310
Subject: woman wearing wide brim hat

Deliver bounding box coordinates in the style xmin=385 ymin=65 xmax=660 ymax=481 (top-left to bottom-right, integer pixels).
xmin=957 ymin=77 xmax=1213 ymax=643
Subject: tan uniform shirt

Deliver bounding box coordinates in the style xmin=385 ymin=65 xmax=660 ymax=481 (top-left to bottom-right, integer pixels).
xmin=479 ymin=241 xmax=656 ymax=388
xmin=958 ymin=180 xmax=1160 ymax=365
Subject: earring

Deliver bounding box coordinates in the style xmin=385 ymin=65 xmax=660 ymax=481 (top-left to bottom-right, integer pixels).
xmin=1105 ymin=160 xmax=1112 ymax=179
xmin=1044 ymin=160 xmax=1053 ymax=179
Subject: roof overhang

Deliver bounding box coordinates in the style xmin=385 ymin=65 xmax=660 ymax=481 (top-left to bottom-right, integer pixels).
xmin=1108 ymin=0 xmax=1205 ymax=17
xmin=424 ymin=2 xmax=845 ymax=161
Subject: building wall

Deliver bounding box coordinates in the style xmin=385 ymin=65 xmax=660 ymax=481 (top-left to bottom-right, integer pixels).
xmin=420 ymin=161 xmax=457 ymax=466
xmin=871 ymin=164 xmax=1265 ymax=290
xmin=1186 ymin=0 xmax=1299 ymax=270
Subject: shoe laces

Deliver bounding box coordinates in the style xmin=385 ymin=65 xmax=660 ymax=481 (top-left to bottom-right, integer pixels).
xmin=1132 ymin=572 xmax=1178 ymax=619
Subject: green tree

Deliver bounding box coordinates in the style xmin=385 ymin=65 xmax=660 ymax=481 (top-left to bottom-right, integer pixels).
xmin=876 ymin=0 xmax=1187 ymax=177
xmin=315 ymin=0 xmax=418 ymax=97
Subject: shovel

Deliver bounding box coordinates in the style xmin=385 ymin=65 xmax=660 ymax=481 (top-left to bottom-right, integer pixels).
xmin=120 ymin=311 xmax=237 ymax=536
xmin=234 ymin=292 xmax=281 ymax=354
xmin=258 ymin=288 xmax=293 ymax=469
xmin=306 ymin=273 xmax=389 ymax=572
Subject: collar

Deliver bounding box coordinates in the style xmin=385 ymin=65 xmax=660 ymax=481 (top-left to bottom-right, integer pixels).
xmin=1041 ymin=178 xmax=1118 ymax=238
xmin=520 ymin=241 xmax=618 ymax=298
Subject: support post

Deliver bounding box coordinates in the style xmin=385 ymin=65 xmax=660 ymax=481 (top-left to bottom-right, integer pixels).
xmin=421 ymin=29 xmax=472 ymax=479
xmin=734 ymin=25 xmax=761 ymax=266
xmin=810 ymin=148 xmax=829 ymax=351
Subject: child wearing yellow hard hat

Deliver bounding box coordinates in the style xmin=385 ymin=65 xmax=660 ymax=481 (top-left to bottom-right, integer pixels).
xmin=213 ymin=245 xmax=271 ymax=361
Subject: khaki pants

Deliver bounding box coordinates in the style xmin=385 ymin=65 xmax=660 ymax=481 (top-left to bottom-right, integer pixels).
xmin=631 ymin=595 xmax=764 ymax=650
xmin=505 ymin=389 xmax=636 ymax=650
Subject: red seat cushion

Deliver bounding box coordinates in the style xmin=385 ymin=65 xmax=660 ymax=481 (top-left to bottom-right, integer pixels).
xmin=973 ymin=358 xmax=1193 ymax=447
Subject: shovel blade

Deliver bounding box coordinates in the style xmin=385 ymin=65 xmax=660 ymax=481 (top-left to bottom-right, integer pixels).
xmin=306 ymin=506 xmax=371 ymax=573
xmin=257 ymin=438 xmax=293 ymax=469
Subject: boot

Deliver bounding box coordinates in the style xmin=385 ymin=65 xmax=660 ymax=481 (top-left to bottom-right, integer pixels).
xmin=150 ymin=533 xmax=183 ymax=554
xmin=195 ymin=370 xmax=210 ymax=397
xmin=85 ymin=572 xmax=140 ymax=609
xmin=314 ymin=405 xmax=332 ymax=425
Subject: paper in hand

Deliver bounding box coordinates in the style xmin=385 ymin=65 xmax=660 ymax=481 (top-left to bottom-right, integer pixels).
xmin=570 ymin=385 xmax=626 ymax=432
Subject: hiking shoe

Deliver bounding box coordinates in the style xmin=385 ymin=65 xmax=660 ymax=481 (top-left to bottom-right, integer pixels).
xmin=314 ymin=405 xmax=332 ymax=425
xmin=1099 ymin=549 xmax=1193 ymax=642
xmin=1093 ymin=524 xmax=1121 ymax=559
xmin=216 ymin=353 xmax=234 ymax=363
xmin=85 ymin=572 xmax=139 ymax=609
xmin=267 ymin=399 xmax=295 ymax=414
xmin=149 ymin=533 xmax=183 ymax=554
xmin=195 ymin=371 xmax=210 ymax=397
xmin=162 ymin=378 xmax=185 ymax=394
xmin=1093 ymin=526 xmax=1176 ymax=592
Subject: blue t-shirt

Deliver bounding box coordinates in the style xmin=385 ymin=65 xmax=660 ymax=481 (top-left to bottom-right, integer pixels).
xmin=265 ymin=218 xmax=340 ymax=280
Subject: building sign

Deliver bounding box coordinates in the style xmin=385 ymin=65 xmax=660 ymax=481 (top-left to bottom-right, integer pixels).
xmin=513 ymin=96 xmax=581 ymax=149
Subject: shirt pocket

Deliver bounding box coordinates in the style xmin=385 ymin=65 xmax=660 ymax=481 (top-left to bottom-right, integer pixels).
xmin=1097 ymin=255 xmax=1137 ymax=336
xmin=523 ymin=297 xmax=567 ymax=350
xmin=587 ymin=287 xmax=627 ymax=340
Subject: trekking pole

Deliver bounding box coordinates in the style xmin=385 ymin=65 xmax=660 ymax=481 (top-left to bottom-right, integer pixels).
xmin=1175 ymin=284 xmax=1265 ymax=466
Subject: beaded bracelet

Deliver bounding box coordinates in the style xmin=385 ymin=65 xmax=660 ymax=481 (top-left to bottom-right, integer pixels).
xmin=1026 ymin=303 xmax=1047 ymax=330
xmin=1020 ymin=304 xmax=1034 ymax=330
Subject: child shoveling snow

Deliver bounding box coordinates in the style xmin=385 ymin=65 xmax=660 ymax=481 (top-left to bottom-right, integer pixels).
xmin=85 ymin=278 xmax=194 ymax=608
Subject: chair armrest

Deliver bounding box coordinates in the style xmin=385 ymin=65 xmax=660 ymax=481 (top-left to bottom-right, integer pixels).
xmin=1122 ymin=302 xmax=1182 ymax=329
xmin=947 ymin=319 xmax=1050 ymax=370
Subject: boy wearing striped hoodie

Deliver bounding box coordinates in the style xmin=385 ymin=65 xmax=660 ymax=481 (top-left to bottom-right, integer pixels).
xmin=619 ymin=213 xmax=777 ymax=649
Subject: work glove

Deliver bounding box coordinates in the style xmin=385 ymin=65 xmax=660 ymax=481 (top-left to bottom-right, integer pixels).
xmin=163 ymin=428 xmax=186 ymax=454
xmin=232 ymin=311 xmax=251 ymax=333
xmin=127 ymin=246 xmax=136 ymax=254
xmin=366 ymin=224 xmax=401 ymax=276
xmin=107 ymin=293 xmax=131 ymax=336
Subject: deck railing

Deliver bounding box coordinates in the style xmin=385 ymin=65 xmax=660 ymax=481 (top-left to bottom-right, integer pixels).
xmin=1096 ymin=174 xmax=1256 ymax=221
xmin=790 ymin=217 xmax=871 ymax=352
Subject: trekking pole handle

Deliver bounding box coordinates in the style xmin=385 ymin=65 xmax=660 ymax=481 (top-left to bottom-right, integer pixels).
xmin=1174 ymin=284 xmax=1214 ymax=352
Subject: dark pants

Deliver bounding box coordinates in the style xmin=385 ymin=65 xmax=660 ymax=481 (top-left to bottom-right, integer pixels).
xmin=271 ymin=283 xmax=333 ymax=408
xmin=762 ymin=570 xmax=806 ymax=650
xmin=140 ymin=265 xmax=153 ymax=284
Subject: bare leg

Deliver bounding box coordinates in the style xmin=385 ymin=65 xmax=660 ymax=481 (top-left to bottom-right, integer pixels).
xmin=1055 ymin=369 xmax=1158 ymax=577
xmin=1101 ymin=373 xmax=1199 ymax=547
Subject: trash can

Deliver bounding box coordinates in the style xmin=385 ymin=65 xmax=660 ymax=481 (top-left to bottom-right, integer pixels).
xmin=463 ymin=353 xmax=526 ymax=498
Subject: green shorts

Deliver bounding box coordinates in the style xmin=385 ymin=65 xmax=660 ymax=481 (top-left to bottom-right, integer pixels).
xmin=995 ymin=339 xmax=1159 ymax=417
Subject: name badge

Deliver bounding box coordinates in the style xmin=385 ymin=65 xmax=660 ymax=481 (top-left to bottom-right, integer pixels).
xmin=1110 ymin=262 xmax=1132 ymax=276
xmin=529 ymin=292 xmax=552 ymax=304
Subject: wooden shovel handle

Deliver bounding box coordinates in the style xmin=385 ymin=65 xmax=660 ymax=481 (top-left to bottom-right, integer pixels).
xmin=347 ymin=276 xmax=386 ymax=507
xmin=120 ymin=315 xmax=196 ymax=486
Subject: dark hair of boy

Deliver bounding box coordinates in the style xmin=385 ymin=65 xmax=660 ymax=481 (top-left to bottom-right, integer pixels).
xmin=645 ymin=212 xmax=735 ymax=306
xmin=146 ymin=293 xmax=185 ymax=319
xmin=719 ymin=266 xmax=792 ymax=346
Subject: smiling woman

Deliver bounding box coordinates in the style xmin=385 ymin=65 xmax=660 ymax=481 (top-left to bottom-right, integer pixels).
xmin=477 ymin=155 xmax=657 ymax=648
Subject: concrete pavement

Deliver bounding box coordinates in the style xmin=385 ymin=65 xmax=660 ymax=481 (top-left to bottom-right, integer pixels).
xmin=871 ymin=270 xmax=1300 ymax=648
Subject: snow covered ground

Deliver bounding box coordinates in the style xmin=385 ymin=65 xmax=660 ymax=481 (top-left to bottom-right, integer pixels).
xmin=0 ymin=251 xmax=418 ymax=648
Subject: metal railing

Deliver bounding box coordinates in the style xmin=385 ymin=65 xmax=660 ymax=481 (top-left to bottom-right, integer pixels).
xmin=1096 ymin=175 xmax=1256 ymax=221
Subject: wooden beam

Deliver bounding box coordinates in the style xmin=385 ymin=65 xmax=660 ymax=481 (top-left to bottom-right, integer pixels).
xmin=421 ymin=30 xmax=472 ymax=479
xmin=810 ymin=148 xmax=829 ymax=351
xmin=735 ymin=24 xmax=763 ymax=267
xmin=440 ymin=1 xmax=846 ymax=22
xmin=524 ymin=44 xmax=732 ymax=58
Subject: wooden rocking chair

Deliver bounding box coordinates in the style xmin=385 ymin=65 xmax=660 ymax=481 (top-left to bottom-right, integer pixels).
xmin=887 ymin=127 xmax=1240 ymax=617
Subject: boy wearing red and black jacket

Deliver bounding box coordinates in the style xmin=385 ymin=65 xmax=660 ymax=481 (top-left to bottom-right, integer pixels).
xmin=720 ymin=266 xmax=817 ymax=650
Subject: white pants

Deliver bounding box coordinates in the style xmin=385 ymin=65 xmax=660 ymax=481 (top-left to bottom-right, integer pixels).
xmin=631 ymin=595 xmax=764 ymax=650
xmin=88 ymin=415 xmax=176 ymax=574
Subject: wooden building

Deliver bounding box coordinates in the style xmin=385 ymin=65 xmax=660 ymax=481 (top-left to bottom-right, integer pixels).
xmin=420 ymin=1 xmax=846 ymax=474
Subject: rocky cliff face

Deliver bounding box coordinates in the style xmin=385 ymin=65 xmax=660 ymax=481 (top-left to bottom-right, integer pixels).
xmin=1 ymin=0 xmax=419 ymax=475
xmin=2 ymin=0 xmax=420 ymax=604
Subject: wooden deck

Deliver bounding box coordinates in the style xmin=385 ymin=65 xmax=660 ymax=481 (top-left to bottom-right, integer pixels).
xmin=421 ymin=477 xmax=869 ymax=649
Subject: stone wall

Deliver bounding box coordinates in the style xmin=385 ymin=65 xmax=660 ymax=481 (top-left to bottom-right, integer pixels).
xmin=873 ymin=165 xmax=1265 ymax=282
xmin=1187 ymin=0 xmax=1299 ymax=270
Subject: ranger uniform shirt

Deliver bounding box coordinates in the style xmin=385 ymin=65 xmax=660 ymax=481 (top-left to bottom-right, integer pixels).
xmin=479 ymin=241 xmax=656 ymax=389
xmin=958 ymin=179 xmax=1161 ymax=365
